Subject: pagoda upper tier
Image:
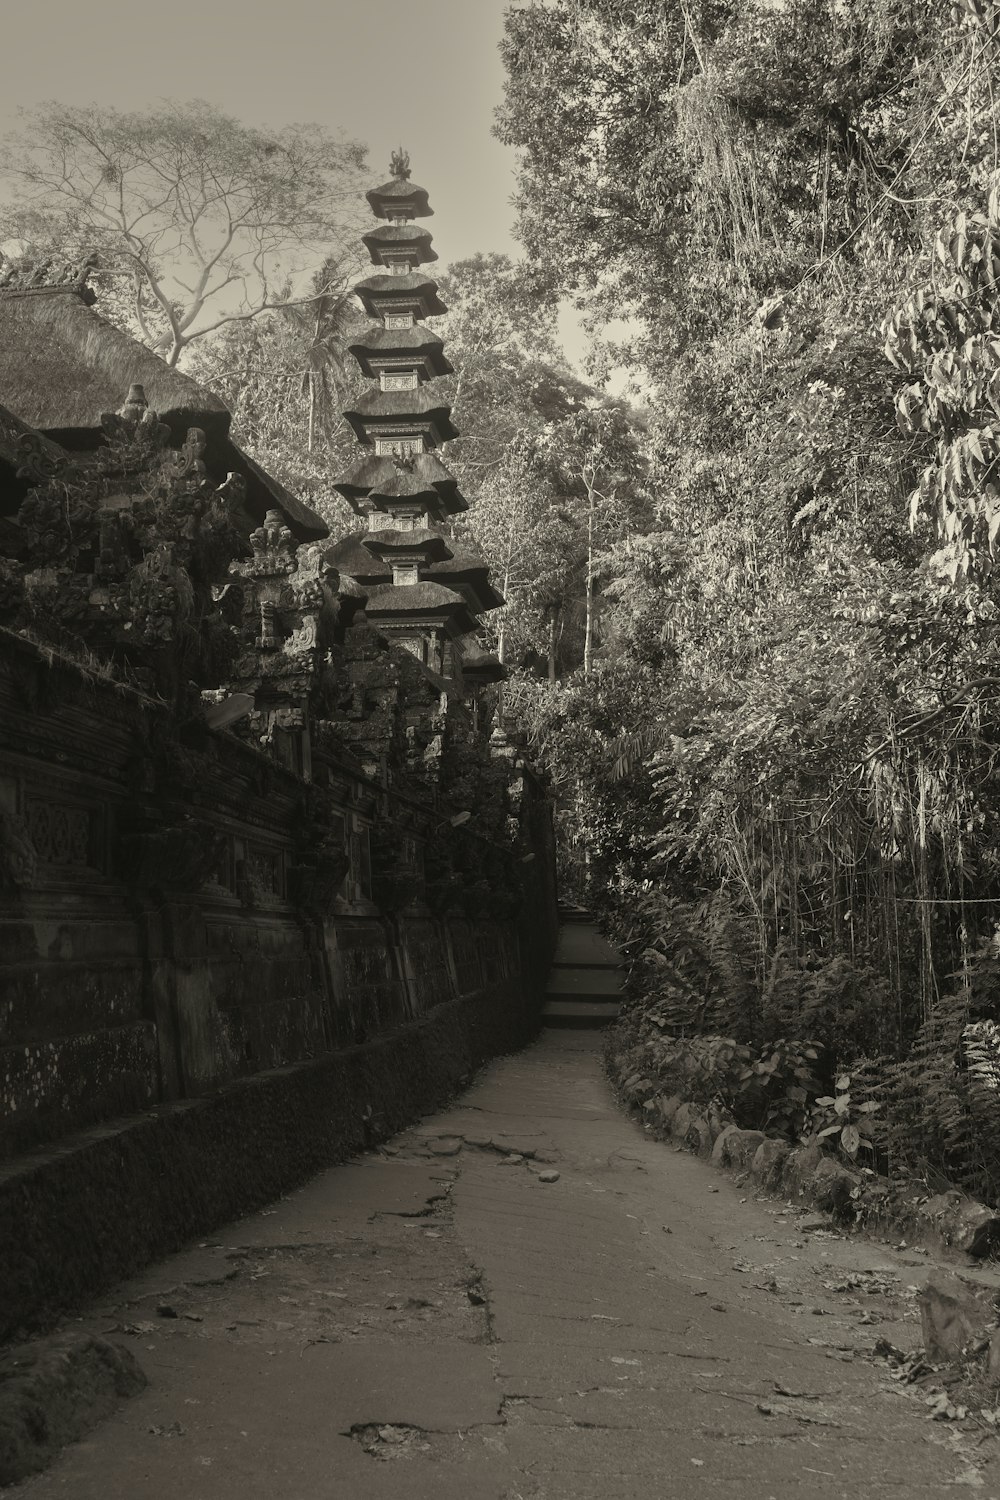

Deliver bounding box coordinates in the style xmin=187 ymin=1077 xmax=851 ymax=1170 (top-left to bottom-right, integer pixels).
xmin=352 ymin=272 xmax=447 ymax=322
xmin=361 ymin=222 xmax=437 ymax=270
xmin=365 ymin=149 xmax=433 ymax=221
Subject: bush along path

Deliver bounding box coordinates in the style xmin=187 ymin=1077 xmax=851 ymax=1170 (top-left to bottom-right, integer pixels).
xmin=606 ymin=1004 xmax=1000 ymax=1414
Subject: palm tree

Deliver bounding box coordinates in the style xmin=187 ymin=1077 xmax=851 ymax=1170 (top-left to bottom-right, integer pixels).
xmin=280 ymin=254 xmax=360 ymax=452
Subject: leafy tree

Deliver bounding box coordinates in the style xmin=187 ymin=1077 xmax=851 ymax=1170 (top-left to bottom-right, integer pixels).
xmin=533 ymin=403 xmax=651 ymax=673
xmin=433 ymin=254 xmax=650 ymax=678
xmin=496 ymin=0 xmax=939 ymax=360
xmin=0 ymin=100 xmax=366 ymax=365
xmin=453 ymin=443 xmax=571 ymax=670
xmin=495 ymin=0 xmax=1000 ymax=1149
xmin=278 ymin=255 xmax=361 ymax=455
xmin=437 ymin=252 xmax=580 ymax=471
xmin=187 ymin=269 xmax=366 ymax=534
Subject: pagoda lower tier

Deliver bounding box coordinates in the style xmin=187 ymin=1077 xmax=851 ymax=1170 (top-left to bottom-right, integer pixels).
xmin=329 ymin=531 xmax=502 ymax=617
xmin=363 ymin=581 xmax=479 ymax=680
xmin=333 ymin=452 xmax=467 ymax=518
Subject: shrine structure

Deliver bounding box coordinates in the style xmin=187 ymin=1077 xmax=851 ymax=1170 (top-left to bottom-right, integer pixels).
xmin=330 ymin=151 xmax=504 ymax=701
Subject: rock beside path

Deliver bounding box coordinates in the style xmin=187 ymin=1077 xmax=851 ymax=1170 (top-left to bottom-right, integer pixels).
xmin=919 ymin=1268 xmax=1000 ymax=1363
xmin=0 ymin=1335 xmax=145 ymax=1486
xmin=711 ymin=1127 xmax=767 ymax=1169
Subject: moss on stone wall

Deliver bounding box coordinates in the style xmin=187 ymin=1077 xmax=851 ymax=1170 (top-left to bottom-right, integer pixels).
xmin=0 ymin=977 xmax=539 ymax=1343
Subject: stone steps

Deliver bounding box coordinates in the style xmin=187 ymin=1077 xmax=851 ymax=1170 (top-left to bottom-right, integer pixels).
xmin=541 ymin=906 xmax=625 ymax=1030
xmin=546 ymin=968 xmax=624 ymax=996
xmin=541 ymin=999 xmax=621 ymax=1029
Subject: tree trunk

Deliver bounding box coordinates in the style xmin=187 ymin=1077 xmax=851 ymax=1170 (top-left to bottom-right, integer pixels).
xmin=307 ymin=373 xmax=316 ymax=453
xmin=584 ymin=493 xmax=594 ymax=675
xmin=498 ymin=562 xmax=512 ymax=665
xmin=548 ymin=607 xmax=559 ymax=685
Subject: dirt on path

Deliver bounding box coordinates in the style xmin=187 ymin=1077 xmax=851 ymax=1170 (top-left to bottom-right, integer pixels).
xmin=11 ymin=1030 xmax=1000 ymax=1498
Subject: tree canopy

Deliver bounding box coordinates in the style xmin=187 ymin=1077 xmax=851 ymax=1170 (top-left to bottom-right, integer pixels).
xmin=496 ymin=0 xmax=1000 ymax=1201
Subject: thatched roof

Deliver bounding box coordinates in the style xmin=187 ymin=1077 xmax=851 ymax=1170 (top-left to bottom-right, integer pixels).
xmin=327 ymin=533 xmax=391 ymax=584
xmin=365 ymin=581 xmax=477 ymax=635
xmin=348 ymin=324 xmax=452 ymax=380
xmin=461 ymin=647 xmax=507 ymax=684
xmin=0 ymin=287 xmax=327 ymax=542
xmin=410 ymin=452 xmax=464 ymax=500
xmin=329 ymin=530 xmax=500 ymax=618
xmin=361 ymin=223 xmax=437 ymax=267
xmin=363 ymin=528 xmax=453 ymax=562
xmin=426 ymin=543 xmax=505 ymax=613
xmin=353 ymin=274 xmax=447 ymax=319
xmin=333 ymin=452 xmax=466 ymax=513
xmin=229 ymin=445 xmax=327 ymax=541
xmin=344 ymin=388 xmax=459 ymax=447
xmin=334 ymin=459 xmax=467 ymax=519
xmin=0 ymin=288 xmax=229 ymax=440
xmin=366 ymin=177 xmax=433 ymax=220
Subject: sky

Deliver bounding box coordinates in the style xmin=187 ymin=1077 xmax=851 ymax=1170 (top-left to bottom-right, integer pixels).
xmin=0 ymin=0 xmax=519 ymax=266
xmin=0 ymin=0 xmax=601 ymax=376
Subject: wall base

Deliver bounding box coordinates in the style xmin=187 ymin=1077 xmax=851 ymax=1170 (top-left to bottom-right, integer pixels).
xmin=1 ymin=983 xmax=538 ymax=1342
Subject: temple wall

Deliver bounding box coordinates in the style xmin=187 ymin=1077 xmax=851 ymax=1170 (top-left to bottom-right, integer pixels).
xmin=0 ymin=631 xmax=557 ymax=1183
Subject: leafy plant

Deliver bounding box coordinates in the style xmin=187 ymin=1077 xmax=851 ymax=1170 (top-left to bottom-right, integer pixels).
xmin=964 ymin=1019 xmax=1000 ymax=1092
xmin=496 ymin=0 xmax=1000 ymax=1210
xmin=804 ymin=1073 xmax=880 ymax=1160
xmin=736 ymin=1037 xmax=824 ymax=1138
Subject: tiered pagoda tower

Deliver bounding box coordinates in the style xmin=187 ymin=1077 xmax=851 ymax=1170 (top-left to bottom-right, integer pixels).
xmin=330 ymin=151 xmax=504 ymax=693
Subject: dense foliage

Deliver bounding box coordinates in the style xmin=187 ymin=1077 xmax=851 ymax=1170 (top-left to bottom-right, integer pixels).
xmin=498 ymin=0 xmax=1000 ymax=1201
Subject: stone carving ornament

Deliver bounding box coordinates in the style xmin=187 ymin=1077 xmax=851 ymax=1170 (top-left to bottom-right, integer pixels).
xmin=9 ymin=385 xmax=246 ymax=703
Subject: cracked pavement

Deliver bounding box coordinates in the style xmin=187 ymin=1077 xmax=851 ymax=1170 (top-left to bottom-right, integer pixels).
xmin=11 ymin=1030 xmax=1000 ymax=1497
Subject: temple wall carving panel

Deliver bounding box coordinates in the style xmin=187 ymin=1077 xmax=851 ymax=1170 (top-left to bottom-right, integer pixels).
xmin=0 ymin=629 xmax=557 ymax=1161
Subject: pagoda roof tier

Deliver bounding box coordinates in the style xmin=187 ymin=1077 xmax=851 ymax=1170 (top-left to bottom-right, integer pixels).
xmin=426 ymin=543 xmax=506 ymax=613
xmin=348 ymin=325 xmax=452 ymax=380
xmin=343 ymin=388 xmax=459 ymax=448
xmin=462 ymin=648 xmax=508 ymax=685
xmin=365 ymin=581 xmax=479 ymax=636
xmin=354 ymin=273 xmax=447 ymax=320
xmin=362 ymin=528 xmax=453 ymax=563
xmin=408 ymin=450 xmax=464 ymax=497
xmin=366 ymin=176 xmax=433 ymax=220
xmin=326 ymin=533 xmax=392 ymax=586
xmin=332 ymin=453 xmax=467 ymax=516
xmin=361 ymin=223 xmax=437 ymax=268
xmin=328 ymin=533 xmax=481 ymax=596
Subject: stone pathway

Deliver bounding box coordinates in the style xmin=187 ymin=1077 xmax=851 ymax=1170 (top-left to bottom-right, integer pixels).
xmin=12 ymin=1030 xmax=1000 ymax=1498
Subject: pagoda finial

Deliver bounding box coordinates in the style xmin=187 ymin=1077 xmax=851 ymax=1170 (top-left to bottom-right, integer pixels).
xmin=390 ymin=146 xmax=411 ymax=181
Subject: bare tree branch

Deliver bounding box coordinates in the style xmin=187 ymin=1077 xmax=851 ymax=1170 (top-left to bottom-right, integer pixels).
xmin=0 ymin=99 xmax=367 ymax=363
